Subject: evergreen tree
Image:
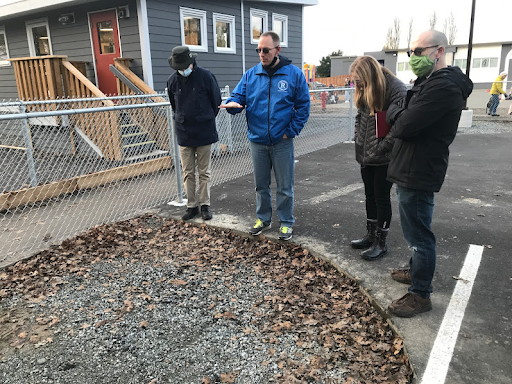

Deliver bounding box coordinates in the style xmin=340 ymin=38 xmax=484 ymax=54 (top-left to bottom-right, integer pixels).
xmin=316 ymin=50 xmax=343 ymax=78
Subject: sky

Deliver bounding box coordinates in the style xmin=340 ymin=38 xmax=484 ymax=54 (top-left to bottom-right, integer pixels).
xmin=303 ymin=0 xmax=512 ymax=66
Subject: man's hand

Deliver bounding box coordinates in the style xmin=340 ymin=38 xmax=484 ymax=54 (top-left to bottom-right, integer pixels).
xmin=219 ymin=102 xmax=243 ymax=109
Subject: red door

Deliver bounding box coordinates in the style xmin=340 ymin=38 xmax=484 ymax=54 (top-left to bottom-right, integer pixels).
xmin=90 ymin=10 xmax=121 ymax=96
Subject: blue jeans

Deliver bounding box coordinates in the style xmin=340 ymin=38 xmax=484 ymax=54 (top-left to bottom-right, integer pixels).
xmin=249 ymin=138 xmax=295 ymax=227
xmin=489 ymin=94 xmax=500 ymax=115
xmin=396 ymin=185 xmax=436 ymax=298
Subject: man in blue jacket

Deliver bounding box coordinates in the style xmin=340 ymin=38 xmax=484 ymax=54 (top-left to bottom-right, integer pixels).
xmin=167 ymin=46 xmax=222 ymax=221
xmin=220 ymin=31 xmax=310 ymax=240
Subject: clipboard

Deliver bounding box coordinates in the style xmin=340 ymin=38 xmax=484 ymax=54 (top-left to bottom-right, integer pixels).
xmin=375 ymin=110 xmax=391 ymax=138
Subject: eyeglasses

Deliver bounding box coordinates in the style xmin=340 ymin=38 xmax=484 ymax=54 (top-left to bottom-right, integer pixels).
xmin=406 ymin=45 xmax=439 ymax=57
xmin=255 ymin=47 xmax=279 ymax=54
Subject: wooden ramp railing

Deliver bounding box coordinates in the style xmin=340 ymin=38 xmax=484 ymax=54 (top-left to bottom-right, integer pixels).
xmin=7 ymin=56 xmax=123 ymax=161
xmin=113 ymin=58 xmax=170 ymax=150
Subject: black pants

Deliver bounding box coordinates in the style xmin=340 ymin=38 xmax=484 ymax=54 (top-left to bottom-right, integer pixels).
xmin=360 ymin=165 xmax=392 ymax=229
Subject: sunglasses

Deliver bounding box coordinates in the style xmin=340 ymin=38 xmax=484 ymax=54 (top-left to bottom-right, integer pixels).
xmin=406 ymin=45 xmax=439 ymax=57
xmin=255 ymin=46 xmax=279 ymax=54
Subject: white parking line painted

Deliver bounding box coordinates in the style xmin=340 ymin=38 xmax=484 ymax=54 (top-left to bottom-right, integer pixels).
xmin=306 ymin=183 xmax=363 ymax=204
xmin=421 ymin=244 xmax=484 ymax=384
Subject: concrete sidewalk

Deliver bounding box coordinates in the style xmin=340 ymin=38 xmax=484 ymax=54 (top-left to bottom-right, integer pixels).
xmin=159 ymin=127 xmax=512 ymax=383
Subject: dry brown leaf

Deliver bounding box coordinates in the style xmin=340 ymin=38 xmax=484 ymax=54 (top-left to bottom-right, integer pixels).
xmin=220 ymin=372 xmax=238 ymax=383
xmin=168 ymin=279 xmax=188 ymax=286
xmin=94 ymin=320 xmax=108 ymax=328
xmin=139 ymin=321 xmax=149 ymax=328
xmin=123 ymin=300 xmax=134 ymax=312
xmin=215 ymin=312 xmax=236 ymax=320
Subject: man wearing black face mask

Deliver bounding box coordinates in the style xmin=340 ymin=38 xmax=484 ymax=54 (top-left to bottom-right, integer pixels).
xmin=220 ymin=32 xmax=310 ymax=241
xmin=167 ymin=46 xmax=222 ymax=221
xmin=386 ymin=30 xmax=473 ymax=318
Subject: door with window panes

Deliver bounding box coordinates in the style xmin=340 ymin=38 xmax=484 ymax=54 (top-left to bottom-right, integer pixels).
xmin=89 ymin=10 xmax=121 ymax=96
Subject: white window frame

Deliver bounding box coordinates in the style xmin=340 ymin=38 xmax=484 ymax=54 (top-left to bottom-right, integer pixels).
xmin=25 ymin=18 xmax=53 ymax=56
xmin=250 ymin=8 xmax=268 ymax=44
xmin=0 ymin=26 xmax=10 ymax=66
xmin=272 ymin=13 xmax=288 ymax=47
xmin=212 ymin=13 xmax=236 ymax=54
xmin=454 ymin=58 xmax=467 ymax=70
xmin=180 ymin=7 xmax=208 ymax=53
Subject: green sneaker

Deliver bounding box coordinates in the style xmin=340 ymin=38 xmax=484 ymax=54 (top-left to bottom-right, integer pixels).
xmin=278 ymin=226 xmax=293 ymax=241
xmin=249 ymin=219 xmax=271 ymax=236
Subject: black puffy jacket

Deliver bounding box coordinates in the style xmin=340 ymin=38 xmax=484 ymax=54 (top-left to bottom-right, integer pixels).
xmin=354 ymin=72 xmax=407 ymax=166
xmin=167 ymin=63 xmax=222 ymax=147
xmin=387 ymin=66 xmax=473 ymax=192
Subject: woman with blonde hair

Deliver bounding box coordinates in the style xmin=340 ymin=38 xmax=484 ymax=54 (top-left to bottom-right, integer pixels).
xmin=350 ymin=56 xmax=407 ymax=260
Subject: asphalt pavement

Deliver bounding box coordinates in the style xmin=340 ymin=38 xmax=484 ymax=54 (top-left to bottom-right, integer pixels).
xmin=160 ymin=113 xmax=512 ymax=383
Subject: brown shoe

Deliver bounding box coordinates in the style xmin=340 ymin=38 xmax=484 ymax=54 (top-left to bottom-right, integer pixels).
xmin=391 ymin=268 xmax=412 ymax=285
xmin=388 ymin=292 xmax=432 ymax=318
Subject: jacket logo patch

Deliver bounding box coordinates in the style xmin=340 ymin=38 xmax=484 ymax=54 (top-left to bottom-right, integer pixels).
xmin=277 ymin=80 xmax=289 ymax=92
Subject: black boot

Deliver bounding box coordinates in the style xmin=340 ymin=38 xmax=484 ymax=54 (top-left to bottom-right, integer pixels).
xmin=351 ymin=220 xmax=377 ymax=249
xmin=361 ymin=227 xmax=388 ymax=261
xmin=182 ymin=207 xmax=199 ymax=220
xmin=201 ymin=205 xmax=212 ymax=220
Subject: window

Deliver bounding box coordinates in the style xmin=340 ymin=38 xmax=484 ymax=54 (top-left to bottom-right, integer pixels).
xmin=250 ymin=8 xmax=268 ymax=44
xmin=472 ymin=57 xmax=499 ymax=69
xmin=26 ymin=18 xmax=53 ymax=56
xmin=213 ymin=13 xmax=236 ymax=54
xmin=397 ymin=62 xmax=410 ymax=71
xmin=180 ymin=7 xmax=208 ymax=52
xmin=454 ymin=59 xmax=467 ymax=70
xmin=272 ymin=13 xmax=288 ymax=47
xmin=97 ymin=21 xmax=115 ymax=54
xmin=0 ymin=26 xmax=9 ymax=66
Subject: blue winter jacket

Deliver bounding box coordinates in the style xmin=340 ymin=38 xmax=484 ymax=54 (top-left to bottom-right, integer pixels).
xmin=226 ymin=56 xmax=310 ymax=145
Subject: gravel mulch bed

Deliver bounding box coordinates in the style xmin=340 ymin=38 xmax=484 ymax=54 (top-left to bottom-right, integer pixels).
xmin=0 ymin=215 xmax=412 ymax=383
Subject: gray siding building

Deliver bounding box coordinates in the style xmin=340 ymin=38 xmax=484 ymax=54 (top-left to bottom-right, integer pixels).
xmin=0 ymin=0 xmax=317 ymax=100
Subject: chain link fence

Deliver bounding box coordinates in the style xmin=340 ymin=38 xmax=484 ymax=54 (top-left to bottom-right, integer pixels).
xmin=0 ymin=88 xmax=354 ymax=267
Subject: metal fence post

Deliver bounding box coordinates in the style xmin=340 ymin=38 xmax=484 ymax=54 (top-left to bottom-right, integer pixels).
xmin=165 ymin=100 xmax=184 ymax=204
xmin=19 ymin=101 xmax=38 ymax=187
xmin=348 ymin=88 xmax=355 ymax=141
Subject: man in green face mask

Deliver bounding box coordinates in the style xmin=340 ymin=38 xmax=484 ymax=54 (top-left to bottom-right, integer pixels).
xmin=386 ymin=30 xmax=473 ymax=318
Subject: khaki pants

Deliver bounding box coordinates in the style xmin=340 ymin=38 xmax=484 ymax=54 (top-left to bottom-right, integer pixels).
xmin=179 ymin=145 xmax=212 ymax=208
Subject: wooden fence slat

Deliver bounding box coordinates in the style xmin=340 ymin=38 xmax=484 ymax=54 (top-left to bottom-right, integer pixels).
xmin=39 ymin=60 xmax=49 ymax=99
xmin=0 ymin=157 xmax=173 ymax=212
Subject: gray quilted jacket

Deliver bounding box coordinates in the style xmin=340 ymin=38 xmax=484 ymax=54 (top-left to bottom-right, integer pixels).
xmin=354 ymin=73 xmax=407 ymax=166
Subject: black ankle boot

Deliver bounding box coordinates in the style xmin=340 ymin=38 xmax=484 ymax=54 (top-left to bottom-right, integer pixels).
xmin=351 ymin=220 xmax=377 ymax=249
xmin=361 ymin=227 xmax=388 ymax=260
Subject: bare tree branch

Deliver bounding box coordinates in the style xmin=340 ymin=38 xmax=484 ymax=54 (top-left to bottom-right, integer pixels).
xmin=383 ymin=27 xmax=394 ymax=50
xmin=383 ymin=18 xmax=401 ymax=50
xmin=429 ymin=12 xmax=437 ymax=29
xmin=393 ymin=17 xmax=401 ymax=49
xmin=448 ymin=12 xmax=457 ymax=45
xmin=407 ymin=18 xmax=413 ymax=48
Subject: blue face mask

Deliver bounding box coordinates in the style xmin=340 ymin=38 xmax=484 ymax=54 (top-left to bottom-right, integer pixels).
xmin=178 ymin=67 xmax=193 ymax=77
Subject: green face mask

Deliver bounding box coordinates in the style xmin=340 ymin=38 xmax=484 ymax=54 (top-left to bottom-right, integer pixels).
xmin=409 ymin=54 xmax=435 ymax=77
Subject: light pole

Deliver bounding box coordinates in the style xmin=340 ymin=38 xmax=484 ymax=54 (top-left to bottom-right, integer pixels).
xmin=466 ymin=0 xmax=476 ymax=80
